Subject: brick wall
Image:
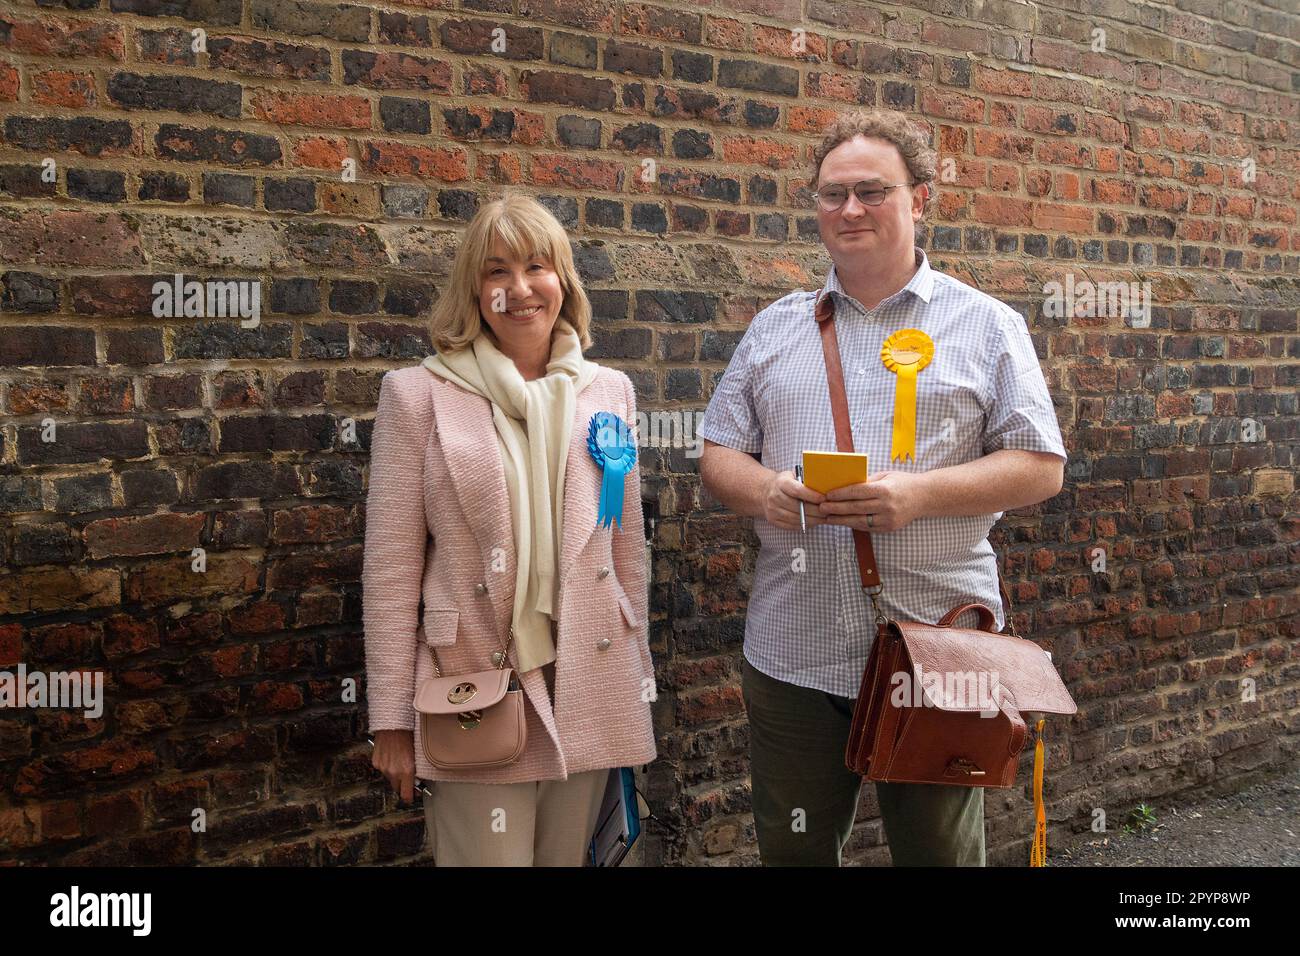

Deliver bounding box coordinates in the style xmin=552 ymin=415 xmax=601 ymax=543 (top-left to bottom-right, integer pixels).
xmin=0 ymin=0 xmax=1297 ymax=865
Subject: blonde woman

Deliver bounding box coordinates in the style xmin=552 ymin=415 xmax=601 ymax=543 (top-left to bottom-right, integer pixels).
xmin=363 ymin=193 xmax=656 ymax=866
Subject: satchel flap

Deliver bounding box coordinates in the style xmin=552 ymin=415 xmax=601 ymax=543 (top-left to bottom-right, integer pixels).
xmin=412 ymin=668 xmax=512 ymax=715
xmin=894 ymin=622 xmax=1077 ymax=716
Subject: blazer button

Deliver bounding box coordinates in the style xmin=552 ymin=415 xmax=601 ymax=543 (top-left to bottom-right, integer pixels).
xmin=596 ymin=638 xmax=611 ymax=651
xmin=491 ymin=651 xmax=505 ymax=666
xmin=474 ymin=582 xmax=487 ymax=595
xmin=597 ymin=567 xmax=610 ymax=579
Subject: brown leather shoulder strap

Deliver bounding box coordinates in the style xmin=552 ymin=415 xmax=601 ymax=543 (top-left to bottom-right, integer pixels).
xmin=815 ymin=295 xmax=880 ymax=589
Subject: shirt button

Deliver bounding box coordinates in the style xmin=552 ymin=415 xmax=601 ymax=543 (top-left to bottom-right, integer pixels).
xmin=597 ymin=567 xmax=610 ymax=579
xmin=857 ymin=368 xmax=865 ymax=375
xmin=474 ymin=582 xmax=487 ymax=595
xmin=596 ymin=638 xmax=611 ymax=651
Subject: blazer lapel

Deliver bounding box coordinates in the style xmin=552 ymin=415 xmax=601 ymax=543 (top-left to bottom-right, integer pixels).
xmin=429 ymin=376 xmax=515 ymax=637
xmin=558 ymin=381 xmax=606 ymax=590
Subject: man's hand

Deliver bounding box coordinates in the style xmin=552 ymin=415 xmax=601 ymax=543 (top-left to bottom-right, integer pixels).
xmin=763 ymin=470 xmax=829 ymax=531
xmin=819 ymin=470 xmax=929 ymax=533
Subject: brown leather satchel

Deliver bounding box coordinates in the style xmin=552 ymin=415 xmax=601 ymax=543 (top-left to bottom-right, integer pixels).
xmin=814 ymin=300 xmax=1076 ymax=810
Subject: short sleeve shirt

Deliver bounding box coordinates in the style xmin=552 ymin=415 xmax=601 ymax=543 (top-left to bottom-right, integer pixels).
xmin=697 ymin=247 xmax=1068 ymax=697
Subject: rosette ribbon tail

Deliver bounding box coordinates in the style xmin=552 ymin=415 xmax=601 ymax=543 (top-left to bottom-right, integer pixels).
xmin=597 ymin=455 xmax=632 ymax=529
xmin=890 ymin=362 xmax=919 ymax=463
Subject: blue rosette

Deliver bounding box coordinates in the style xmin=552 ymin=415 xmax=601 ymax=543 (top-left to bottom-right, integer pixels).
xmin=586 ymin=412 xmax=637 ymax=529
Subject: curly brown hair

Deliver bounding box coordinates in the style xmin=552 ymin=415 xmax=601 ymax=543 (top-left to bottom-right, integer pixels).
xmin=811 ymin=110 xmax=937 ymax=214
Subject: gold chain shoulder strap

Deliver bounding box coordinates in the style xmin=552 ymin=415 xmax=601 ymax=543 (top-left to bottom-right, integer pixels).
xmin=426 ymin=625 xmax=515 ymax=678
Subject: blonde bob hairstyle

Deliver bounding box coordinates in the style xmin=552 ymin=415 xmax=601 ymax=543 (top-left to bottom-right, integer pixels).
xmin=429 ymin=192 xmax=593 ymax=354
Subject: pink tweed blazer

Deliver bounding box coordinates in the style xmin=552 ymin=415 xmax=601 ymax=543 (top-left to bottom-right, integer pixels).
xmin=362 ymin=362 xmax=657 ymax=784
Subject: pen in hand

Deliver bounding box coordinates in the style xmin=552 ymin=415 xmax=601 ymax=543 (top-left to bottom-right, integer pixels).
xmin=794 ymin=464 xmax=807 ymax=533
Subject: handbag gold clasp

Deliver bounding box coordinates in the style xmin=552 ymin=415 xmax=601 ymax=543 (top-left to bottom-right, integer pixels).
xmin=448 ymin=682 xmax=477 ymax=705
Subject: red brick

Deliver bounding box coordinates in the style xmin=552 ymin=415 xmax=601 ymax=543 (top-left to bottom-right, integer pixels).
xmin=103 ymin=615 xmax=161 ymax=660
xmin=921 ymin=88 xmax=984 ymax=123
xmin=679 ymin=685 xmax=745 ymax=724
xmin=250 ymin=90 xmax=372 ymax=129
xmin=0 ymin=15 xmax=125 ymax=60
xmin=31 ymin=69 xmax=96 ymax=107
xmin=531 ymin=153 xmax=623 ymax=190
xmin=973 ymin=194 xmax=1032 ymax=226
xmin=754 ymin=24 xmax=827 ymax=61
xmin=519 ymin=0 xmax=616 ymax=32
xmin=703 ymin=16 xmax=746 ymax=51
xmin=0 ymin=572 xmax=119 ymax=616
xmin=0 ymin=61 xmax=16 ymax=101
xmin=122 ymin=555 xmax=259 ymax=605
xmin=921 ymin=20 xmax=990 ymax=54
xmin=292 ymin=135 xmax=351 ymax=169
xmin=1032 ymin=202 xmax=1093 ymax=233
xmin=720 ymin=136 xmax=798 ymax=168
xmin=1036 ymin=141 xmax=1093 ymax=168
xmin=788 ymin=105 xmax=840 ymax=133
xmin=363 ymin=140 xmax=468 ymax=180
xmin=0 ymin=624 xmax=20 ymax=668
xmin=804 ymin=71 xmax=872 ymax=104
xmin=974 ymin=65 xmax=1031 ymax=97
xmin=84 ymin=513 xmax=207 ymax=560
xmin=270 ymin=504 xmax=352 ymax=544
xmin=86 ymin=790 xmax=146 ymax=837
xmin=475 ymin=151 xmax=525 ymax=184
xmin=0 ymin=210 xmax=145 ymax=268
xmin=621 ymin=3 xmax=703 ymax=42
xmin=342 ymin=50 xmax=452 ymax=93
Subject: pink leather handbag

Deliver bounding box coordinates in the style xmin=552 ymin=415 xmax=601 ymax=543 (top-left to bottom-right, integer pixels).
xmin=412 ymin=626 xmax=526 ymax=770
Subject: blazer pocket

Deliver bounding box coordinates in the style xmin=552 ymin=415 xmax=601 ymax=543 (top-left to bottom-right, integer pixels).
xmin=422 ymin=607 xmax=460 ymax=647
xmin=612 ymin=581 xmax=640 ymax=629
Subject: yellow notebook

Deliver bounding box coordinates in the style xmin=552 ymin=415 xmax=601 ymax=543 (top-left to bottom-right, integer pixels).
xmin=801 ymin=450 xmax=868 ymax=494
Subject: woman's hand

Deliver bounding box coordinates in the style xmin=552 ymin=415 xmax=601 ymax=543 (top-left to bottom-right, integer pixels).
xmin=372 ymin=729 xmax=417 ymax=803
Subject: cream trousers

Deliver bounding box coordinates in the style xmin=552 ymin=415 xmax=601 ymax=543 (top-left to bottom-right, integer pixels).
xmin=422 ymin=661 xmax=610 ymax=866
xmin=423 ymin=767 xmax=609 ymax=866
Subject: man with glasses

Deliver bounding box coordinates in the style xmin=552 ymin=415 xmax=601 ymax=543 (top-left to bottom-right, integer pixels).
xmin=698 ymin=109 xmax=1067 ymax=866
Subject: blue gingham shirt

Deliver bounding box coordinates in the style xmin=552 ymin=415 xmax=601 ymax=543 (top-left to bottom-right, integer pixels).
xmin=698 ymin=247 xmax=1068 ymax=697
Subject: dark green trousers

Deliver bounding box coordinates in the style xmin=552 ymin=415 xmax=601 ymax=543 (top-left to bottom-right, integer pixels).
xmin=741 ymin=657 xmax=986 ymax=866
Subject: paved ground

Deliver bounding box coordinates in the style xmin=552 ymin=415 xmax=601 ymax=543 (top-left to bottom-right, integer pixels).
xmin=1053 ymin=766 xmax=1300 ymax=866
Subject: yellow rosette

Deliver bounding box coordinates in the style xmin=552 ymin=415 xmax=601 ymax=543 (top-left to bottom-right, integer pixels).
xmin=880 ymin=328 xmax=935 ymax=463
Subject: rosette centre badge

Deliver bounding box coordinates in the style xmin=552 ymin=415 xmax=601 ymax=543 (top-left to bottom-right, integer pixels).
xmin=586 ymin=412 xmax=637 ymax=529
